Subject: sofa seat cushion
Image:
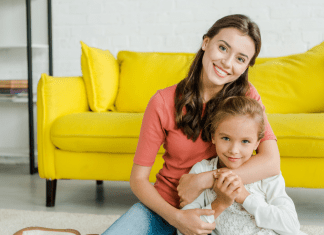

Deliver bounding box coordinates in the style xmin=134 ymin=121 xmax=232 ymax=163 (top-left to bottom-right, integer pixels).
xmin=51 ymin=112 xmax=324 ymax=157
xmin=267 ymin=113 xmax=324 ymax=158
xmin=51 ymin=112 xmax=164 ymax=154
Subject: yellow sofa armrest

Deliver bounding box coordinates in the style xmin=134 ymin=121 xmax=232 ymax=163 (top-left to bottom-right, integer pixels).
xmin=37 ymin=74 xmax=90 ymax=179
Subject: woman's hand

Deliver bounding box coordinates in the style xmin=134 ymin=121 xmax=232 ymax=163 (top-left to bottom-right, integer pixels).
xmin=178 ymin=173 xmax=202 ymax=208
xmin=212 ymin=170 xmax=241 ymax=208
xmin=175 ymin=209 xmax=216 ymax=235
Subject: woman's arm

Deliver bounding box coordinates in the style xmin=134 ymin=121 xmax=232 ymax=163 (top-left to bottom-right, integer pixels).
xmin=178 ymin=139 xmax=280 ymax=207
xmin=181 ymin=191 xmax=216 ymax=224
xmin=233 ymin=139 xmax=280 ymax=184
xmin=130 ymin=163 xmax=216 ymax=235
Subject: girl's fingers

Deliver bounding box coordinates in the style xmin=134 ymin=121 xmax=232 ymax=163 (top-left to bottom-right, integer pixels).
xmin=214 ymin=170 xmax=236 ymax=179
xmin=222 ymin=174 xmax=235 ymax=186
xmin=232 ymin=186 xmax=242 ymax=198
xmin=215 ymin=171 xmax=234 ymax=187
xmin=215 ymin=171 xmax=236 ymax=182
xmin=221 ymin=175 xmax=239 ymax=191
xmin=217 ymin=168 xmax=231 ymax=173
xmin=227 ymin=179 xmax=240 ymax=193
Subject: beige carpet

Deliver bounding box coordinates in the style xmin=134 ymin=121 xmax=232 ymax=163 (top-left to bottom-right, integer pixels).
xmin=1 ymin=208 xmax=323 ymax=235
xmin=0 ymin=209 xmax=119 ymax=235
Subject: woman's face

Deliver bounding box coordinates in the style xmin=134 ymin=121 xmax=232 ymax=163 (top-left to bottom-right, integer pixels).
xmin=201 ymin=27 xmax=255 ymax=91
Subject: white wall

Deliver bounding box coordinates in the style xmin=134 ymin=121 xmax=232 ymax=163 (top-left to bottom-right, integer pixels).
xmin=0 ymin=0 xmax=46 ymax=163
xmin=0 ymin=0 xmax=324 ymax=162
xmin=0 ymin=0 xmax=48 ymax=89
xmin=52 ymin=0 xmax=324 ymax=77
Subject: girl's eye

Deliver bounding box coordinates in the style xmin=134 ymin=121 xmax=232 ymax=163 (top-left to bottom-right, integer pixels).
xmin=238 ymin=57 xmax=245 ymax=63
xmin=219 ymin=45 xmax=226 ymax=51
xmin=242 ymin=140 xmax=250 ymax=144
xmin=222 ymin=137 xmax=230 ymax=141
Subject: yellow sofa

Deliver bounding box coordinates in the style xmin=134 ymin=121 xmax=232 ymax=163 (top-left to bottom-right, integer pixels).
xmin=37 ymin=41 xmax=324 ymax=207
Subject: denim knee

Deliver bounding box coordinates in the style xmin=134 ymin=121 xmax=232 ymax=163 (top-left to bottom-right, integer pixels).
xmin=101 ymin=202 xmax=176 ymax=235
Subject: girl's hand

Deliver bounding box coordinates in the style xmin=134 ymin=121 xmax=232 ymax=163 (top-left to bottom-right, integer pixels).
xmin=178 ymin=172 xmax=213 ymax=208
xmin=232 ymin=175 xmax=250 ymax=204
xmin=177 ymin=169 xmax=231 ymax=208
xmin=175 ymin=209 xmax=216 ymax=235
xmin=214 ymin=169 xmax=250 ymax=204
xmin=212 ymin=171 xmax=241 ymax=208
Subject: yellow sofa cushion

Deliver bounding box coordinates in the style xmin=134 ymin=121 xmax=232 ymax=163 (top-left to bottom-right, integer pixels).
xmin=115 ymin=51 xmax=195 ymax=112
xmin=80 ymin=41 xmax=119 ymax=112
xmin=50 ymin=112 xmax=164 ymax=154
xmin=249 ymin=41 xmax=324 ymax=114
xmin=254 ymin=56 xmax=284 ymax=65
xmin=54 ymin=150 xmax=165 ymax=183
xmin=50 ymin=111 xmax=324 ymax=159
xmin=267 ymin=113 xmax=324 ymax=157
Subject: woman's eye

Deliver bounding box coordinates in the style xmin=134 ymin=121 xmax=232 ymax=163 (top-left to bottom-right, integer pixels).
xmin=222 ymin=137 xmax=229 ymax=141
xmin=219 ymin=45 xmax=226 ymax=51
xmin=238 ymin=57 xmax=245 ymax=63
xmin=242 ymin=140 xmax=250 ymax=144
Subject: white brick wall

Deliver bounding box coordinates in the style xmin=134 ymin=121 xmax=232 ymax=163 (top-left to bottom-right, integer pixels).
xmin=52 ymin=0 xmax=324 ymax=77
xmin=0 ymin=0 xmax=323 ymax=160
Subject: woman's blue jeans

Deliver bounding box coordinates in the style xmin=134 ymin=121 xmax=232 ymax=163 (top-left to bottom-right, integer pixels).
xmin=101 ymin=202 xmax=177 ymax=235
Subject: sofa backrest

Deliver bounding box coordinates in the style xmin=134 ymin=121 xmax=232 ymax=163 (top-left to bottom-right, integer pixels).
xmin=249 ymin=41 xmax=324 ymax=114
xmin=114 ymin=41 xmax=324 ymax=114
xmin=115 ymin=51 xmax=195 ymax=112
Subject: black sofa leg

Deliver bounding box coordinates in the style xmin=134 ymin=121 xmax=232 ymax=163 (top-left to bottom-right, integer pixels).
xmin=46 ymin=179 xmax=57 ymax=207
xmin=96 ymin=180 xmax=103 ymax=185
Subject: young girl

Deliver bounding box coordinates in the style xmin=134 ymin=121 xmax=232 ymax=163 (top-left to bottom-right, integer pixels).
xmin=178 ymin=96 xmax=306 ymax=235
xmin=102 ymin=14 xmax=280 ymax=235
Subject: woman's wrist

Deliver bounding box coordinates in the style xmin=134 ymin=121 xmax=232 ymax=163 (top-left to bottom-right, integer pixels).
xmin=170 ymin=208 xmax=183 ymax=228
xmin=199 ymin=170 xmax=216 ymax=190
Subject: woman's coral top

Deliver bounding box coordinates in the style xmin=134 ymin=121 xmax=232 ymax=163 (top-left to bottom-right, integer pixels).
xmin=134 ymin=83 xmax=276 ymax=208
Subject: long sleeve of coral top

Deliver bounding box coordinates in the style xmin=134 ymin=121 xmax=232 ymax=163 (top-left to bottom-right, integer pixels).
xmin=133 ymin=83 xmax=277 ymax=208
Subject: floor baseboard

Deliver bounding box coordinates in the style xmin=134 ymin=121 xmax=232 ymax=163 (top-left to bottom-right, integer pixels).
xmin=0 ymin=147 xmax=37 ymax=164
xmin=0 ymin=155 xmax=29 ymax=164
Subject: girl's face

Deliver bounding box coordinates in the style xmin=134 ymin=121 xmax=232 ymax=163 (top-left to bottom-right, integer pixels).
xmin=201 ymin=27 xmax=255 ymax=91
xmin=212 ymin=115 xmax=261 ymax=169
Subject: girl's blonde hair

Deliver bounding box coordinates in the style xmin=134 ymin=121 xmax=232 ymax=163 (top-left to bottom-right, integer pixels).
xmin=209 ymin=96 xmax=265 ymax=141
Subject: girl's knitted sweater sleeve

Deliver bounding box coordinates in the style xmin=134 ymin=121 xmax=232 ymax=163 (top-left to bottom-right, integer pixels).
xmin=243 ymin=173 xmax=301 ymax=235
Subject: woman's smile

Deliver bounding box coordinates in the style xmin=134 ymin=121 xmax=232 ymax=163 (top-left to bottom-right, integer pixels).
xmin=201 ymin=27 xmax=255 ymax=93
xmin=213 ymin=64 xmax=229 ymax=78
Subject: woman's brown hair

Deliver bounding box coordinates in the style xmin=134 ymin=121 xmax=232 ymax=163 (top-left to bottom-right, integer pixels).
xmin=209 ymin=96 xmax=265 ymax=141
xmin=175 ymin=14 xmax=261 ymax=142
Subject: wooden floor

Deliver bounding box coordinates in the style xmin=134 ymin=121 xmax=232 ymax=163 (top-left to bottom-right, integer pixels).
xmin=0 ymin=164 xmax=323 ymax=226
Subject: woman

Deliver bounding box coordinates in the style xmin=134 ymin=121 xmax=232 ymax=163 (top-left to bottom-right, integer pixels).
xmin=102 ymin=14 xmax=280 ymax=235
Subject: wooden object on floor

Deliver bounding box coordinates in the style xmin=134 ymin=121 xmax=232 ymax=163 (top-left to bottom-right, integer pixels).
xmin=13 ymin=227 xmax=81 ymax=235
